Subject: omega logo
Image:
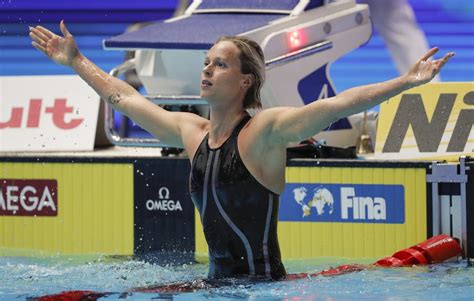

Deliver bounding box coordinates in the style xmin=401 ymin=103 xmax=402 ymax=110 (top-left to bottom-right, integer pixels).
xmin=146 ymin=186 xmax=183 ymax=212
xmin=158 ymin=187 xmax=170 ymax=199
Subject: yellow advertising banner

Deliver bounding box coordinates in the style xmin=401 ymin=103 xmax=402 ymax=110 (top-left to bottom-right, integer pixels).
xmin=0 ymin=162 xmax=134 ymax=256
xmin=375 ymin=82 xmax=474 ymax=161
xmin=196 ymin=164 xmax=428 ymax=260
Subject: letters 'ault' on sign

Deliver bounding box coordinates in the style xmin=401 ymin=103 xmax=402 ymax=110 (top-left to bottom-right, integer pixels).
xmin=0 ymin=75 xmax=99 ymax=152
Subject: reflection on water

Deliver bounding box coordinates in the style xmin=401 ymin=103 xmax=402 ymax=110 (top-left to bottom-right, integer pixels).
xmin=0 ymin=255 xmax=473 ymax=300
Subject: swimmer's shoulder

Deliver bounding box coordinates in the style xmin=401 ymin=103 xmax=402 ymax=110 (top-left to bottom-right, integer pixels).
xmin=243 ymin=107 xmax=294 ymax=144
xmin=250 ymin=107 xmax=295 ymax=125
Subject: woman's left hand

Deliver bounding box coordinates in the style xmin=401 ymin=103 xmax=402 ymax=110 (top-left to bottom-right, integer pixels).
xmin=406 ymin=47 xmax=455 ymax=87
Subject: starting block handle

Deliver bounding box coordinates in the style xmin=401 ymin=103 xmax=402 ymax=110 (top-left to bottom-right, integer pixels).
xmin=266 ymin=40 xmax=332 ymax=69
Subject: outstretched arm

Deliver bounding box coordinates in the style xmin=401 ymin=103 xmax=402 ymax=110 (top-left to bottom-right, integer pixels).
xmin=267 ymin=47 xmax=454 ymax=144
xmin=29 ymin=21 xmax=205 ymax=148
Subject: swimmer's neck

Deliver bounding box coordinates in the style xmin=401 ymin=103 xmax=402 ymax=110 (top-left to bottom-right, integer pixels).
xmin=208 ymin=105 xmax=247 ymax=147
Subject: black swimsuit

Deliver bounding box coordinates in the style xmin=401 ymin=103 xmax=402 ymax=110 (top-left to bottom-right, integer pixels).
xmin=190 ymin=114 xmax=286 ymax=280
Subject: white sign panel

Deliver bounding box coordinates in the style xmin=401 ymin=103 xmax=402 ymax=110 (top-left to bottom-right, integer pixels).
xmin=0 ymin=75 xmax=100 ymax=152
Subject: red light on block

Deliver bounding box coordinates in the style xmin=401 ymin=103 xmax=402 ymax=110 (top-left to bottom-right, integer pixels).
xmin=289 ymin=31 xmax=301 ymax=48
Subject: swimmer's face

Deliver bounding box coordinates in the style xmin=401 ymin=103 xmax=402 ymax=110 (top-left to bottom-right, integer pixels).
xmin=201 ymin=41 xmax=252 ymax=106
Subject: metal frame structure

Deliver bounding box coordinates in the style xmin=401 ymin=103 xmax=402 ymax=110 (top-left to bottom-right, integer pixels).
xmin=427 ymin=156 xmax=470 ymax=258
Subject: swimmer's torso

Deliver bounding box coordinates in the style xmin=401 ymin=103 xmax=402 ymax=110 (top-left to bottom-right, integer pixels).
xmin=190 ymin=114 xmax=286 ymax=280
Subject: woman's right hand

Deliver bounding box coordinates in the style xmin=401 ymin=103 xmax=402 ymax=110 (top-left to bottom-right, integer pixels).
xmin=29 ymin=20 xmax=80 ymax=67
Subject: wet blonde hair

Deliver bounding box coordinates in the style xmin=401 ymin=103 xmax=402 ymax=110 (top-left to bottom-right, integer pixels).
xmin=216 ymin=36 xmax=265 ymax=109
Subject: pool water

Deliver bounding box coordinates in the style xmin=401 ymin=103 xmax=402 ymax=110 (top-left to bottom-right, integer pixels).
xmin=0 ymin=254 xmax=473 ymax=300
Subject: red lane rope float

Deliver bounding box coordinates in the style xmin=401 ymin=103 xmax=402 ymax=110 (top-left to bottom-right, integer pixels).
xmin=374 ymin=234 xmax=462 ymax=267
xmin=32 ymin=234 xmax=462 ymax=298
xmin=286 ymin=234 xmax=462 ymax=281
xmin=34 ymin=290 xmax=109 ymax=301
xmin=286 ymin=264 xmax=366 ymax=280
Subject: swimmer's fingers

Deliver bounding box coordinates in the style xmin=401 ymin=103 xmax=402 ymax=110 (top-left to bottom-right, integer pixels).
xmin=34 ymin=25 xmax=55 ymax=39
xmin=434 ymin=51 xmax=455 ymax=72
xmin=29 ymin=21 xmax=79 ymax=65
xmin=418 ymin=47 xmax=439 ymax=62
xmin=32 ymin=41 xmax=47 ymax=54
xmin=59 ymin=20 xmax=73 ymax=38
xmin=407 ymin=48 xmax=454 ymax=85
xmin=29 ymin=28 xmax=49 ymax=46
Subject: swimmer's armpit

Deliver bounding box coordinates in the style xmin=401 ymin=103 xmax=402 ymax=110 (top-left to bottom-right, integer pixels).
xmin=107 ymin=93 xmax=123 ymax=105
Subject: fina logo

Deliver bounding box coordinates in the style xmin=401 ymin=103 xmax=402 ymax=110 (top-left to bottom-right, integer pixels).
xmin=341 ymin=187 xmax=386 ymax=220
xmin=146 ymin=187 xmax=183 ymax=212
xmin=292 ymin=186 xmax=386 ymax=220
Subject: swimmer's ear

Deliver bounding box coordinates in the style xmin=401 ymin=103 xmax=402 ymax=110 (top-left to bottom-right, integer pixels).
xmin=242 ymin=74 xmax=254 ymax=89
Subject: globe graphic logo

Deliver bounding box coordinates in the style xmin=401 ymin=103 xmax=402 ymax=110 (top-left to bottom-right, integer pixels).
xmin=312 ymin=187 xmax=334 ymax=216
xmin=292 ymin=186 xmax=334 ymax=217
